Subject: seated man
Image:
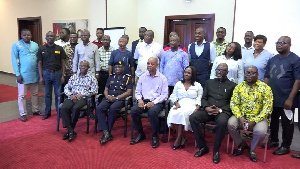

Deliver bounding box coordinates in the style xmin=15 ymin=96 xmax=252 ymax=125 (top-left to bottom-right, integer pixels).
xmin=96 ymin=61 xmax=133 ymax=144
xmin=130 ymin=57 xmax=168 ymax=148
xmin=189 ymin=63 xmax=236 ymax=164
xmin=228 ymin=66 xmax=273 ymax=162
xmin=61 ymin=60 xmax=98 ymax=141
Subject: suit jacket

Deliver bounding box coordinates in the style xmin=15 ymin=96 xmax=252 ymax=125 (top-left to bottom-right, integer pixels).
xmin=131 ymin=39 xmax=140 ymax=69
xmin=201 ymin=78 xmax=237 ymax=116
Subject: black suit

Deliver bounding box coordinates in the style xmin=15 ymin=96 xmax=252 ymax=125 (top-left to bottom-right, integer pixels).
xmin=189 ymin=78 xmax=236 ymax=153
xmin=131 ymin=39 xmax=140 ymax=70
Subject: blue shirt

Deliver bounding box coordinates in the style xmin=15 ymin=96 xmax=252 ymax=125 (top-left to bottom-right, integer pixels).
xmin=135 ymin=71 xmax=168 ymax=104
xmin=265 ymin=52 xmax=300 ymax=108
xmin=160 ymin=49 xmax=189 ymax=86
xmin=11 ymin=40 xmax=39 ymax=84
xmin=243 ymin=49 xmax=273 ymax=81
xmin=108 ymin=49 xmax=134 ymax=75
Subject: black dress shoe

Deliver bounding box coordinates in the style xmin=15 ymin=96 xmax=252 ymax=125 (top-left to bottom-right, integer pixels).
xmin=261 ymin=141 xmax=279 ymax=148
xmin=130 ymin=133 xmax=146 ymax=145
xmin=194 ymin=147 xmax=209 ymax=157
xmin=63 ymin=131 xmax=77 ymax=140
xmin=68 ymin=131 xmax=76 ymax=142
xmin=249 ymin=151 xmax=257 ymax=162
xmin=291 ymin=154 xmax=300 ymax=159
xmin=32 ymin=111 xmax=42 ymax=116
xmin=152 ymin=137 xmax=159 ymax=148
xmin=89 ymin=113 xmax=95 ymax=120
xmin=273 ymin=146 xmax=290 ymax=155
xmin=79 ymin=111 xmax=85 ymax=118
xmin=213 ymin=152 xmax=220 ymax=164
xmin=233 ymin=142 xmax=249 ymax=156
xmin=20 ymin=115 xmax=27 ymax=122
xmin=100 ymin=131 xmax=113 ymax=144
xmin=42 ymin=114 xmax=51 ymax=120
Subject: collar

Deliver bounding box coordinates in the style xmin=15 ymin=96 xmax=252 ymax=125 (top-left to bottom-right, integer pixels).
xmin=195 ymin=39 xmax=207 ymax=46
xmin=242 ymin=46 xmax=254 ymax=50
xmin=146 ymin=70 xmax=159 ymax=77
xmin=213 ymin=40 xmax=228 ymax=46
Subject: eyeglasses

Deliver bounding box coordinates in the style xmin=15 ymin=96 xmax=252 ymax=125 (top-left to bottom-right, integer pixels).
xmin=215 ymin=69 xmax=227 ymax=73
xmin=245 ymin=71 xmax=257 ymax=75
xmin=275 ymin=41 xmax=288 ymax=45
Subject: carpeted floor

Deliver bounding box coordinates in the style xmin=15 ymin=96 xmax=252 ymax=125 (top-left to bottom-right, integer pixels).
xmin=0 ymin=111 xmax=299 ymax=169
xmin=0 ymin=84 xmax=44 ymax=103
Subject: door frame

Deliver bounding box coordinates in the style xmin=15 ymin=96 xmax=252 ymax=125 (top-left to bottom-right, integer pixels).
xmin=17 ymin=16 xmax=43 ymax=46
xmin=164 ymin=14 xmax=215 ymax=46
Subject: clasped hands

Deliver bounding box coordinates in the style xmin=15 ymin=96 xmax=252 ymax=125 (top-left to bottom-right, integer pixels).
xmin=205 ymin=105 xmax=220 ymax=116
xmin=239 ymin=117 xmax=256 ymax=131
xmin=106 ymin=95 xmax=117 ymax=102
xmin=138 ymin=99 xmax=154 ymax=109
xmin=70 ymin=94 xmax=83 ymax=102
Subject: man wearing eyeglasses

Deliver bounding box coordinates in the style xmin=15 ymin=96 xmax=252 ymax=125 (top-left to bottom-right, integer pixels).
xmin=189 ymin=63 xmax=236 ymax=164
xmin=229 ymin=66 xmax=273 ymax=162
xmin=264 ymin=36 xmax=300 ymax=156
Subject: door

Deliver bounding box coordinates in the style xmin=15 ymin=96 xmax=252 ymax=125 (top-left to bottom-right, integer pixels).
xmin=164 ymin=14 xmax=215 ymax=50
xmin=17 ymin=17 xmax=43 ymax=46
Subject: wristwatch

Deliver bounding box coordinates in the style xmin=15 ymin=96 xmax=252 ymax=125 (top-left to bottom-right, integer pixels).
xmin=219 ymin=108 xmax=223 ymax=113
xmin=116 ymin=96 xmax=119 ymax=100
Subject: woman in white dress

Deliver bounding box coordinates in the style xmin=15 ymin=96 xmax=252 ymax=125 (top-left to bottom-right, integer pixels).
xmin=210 ymin=42 xmax=244 ymax=84
xmin=167 ymin=66 xmax=203 ymax=150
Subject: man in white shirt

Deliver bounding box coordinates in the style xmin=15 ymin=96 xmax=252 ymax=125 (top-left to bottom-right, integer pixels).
xmin=241 ymin=31 xmax=254 ymax=57
xmin=134 ymin=30 xmax=163 ymax=81
xmin=54 ymin=28 xmax=70 ymax=47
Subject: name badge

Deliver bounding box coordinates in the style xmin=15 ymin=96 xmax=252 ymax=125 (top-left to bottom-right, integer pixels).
xmin=55 ymin=51 xmax=60 ymax=54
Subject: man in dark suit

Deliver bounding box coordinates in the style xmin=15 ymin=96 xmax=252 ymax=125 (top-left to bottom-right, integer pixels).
xmin=131 ymin=27 xmax=147 ymax=70
xmin=189 ymin=63 xmax=236 ymax=164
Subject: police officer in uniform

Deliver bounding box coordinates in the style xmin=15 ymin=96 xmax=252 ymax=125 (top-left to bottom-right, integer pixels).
xmin=96 ymin=61 xmax=133 ymax=144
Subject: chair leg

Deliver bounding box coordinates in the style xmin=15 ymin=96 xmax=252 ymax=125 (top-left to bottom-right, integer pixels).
xmin=124 ymin=111 xmax=127 ymax=138
xmin=86 ymin=110 xmax=90 ymax=134
xmin=263 ymin=137 xmax=268 ymax=163
xmin=231 ymin=140 xmax=235 ymax=154
xmin=94 ymin=113 xmax=98 ymax=134
xmin=57 ymin=110 xmax=60 ymax=131
xmin=168 ymin=127 xmax=171 ymax=142
xmin=131 ymin=121 xmax=134 ymax=139
xmin=226 ymin=134 xmax=230 ymax=153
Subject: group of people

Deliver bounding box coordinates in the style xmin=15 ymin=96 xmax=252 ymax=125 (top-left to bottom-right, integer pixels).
xmin=11 ymin=26 xmax=300 ymax=164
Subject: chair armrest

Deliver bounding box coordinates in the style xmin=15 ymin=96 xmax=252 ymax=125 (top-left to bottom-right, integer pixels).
xmin=125 ymin=96 xmax=133 ymax=108
xmin=164 ymin=99 xmax=171 ymax=116
xmin=95 ymin=94 xmax=104 ymax=105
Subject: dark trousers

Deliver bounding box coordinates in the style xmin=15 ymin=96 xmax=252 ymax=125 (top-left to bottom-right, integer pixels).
xmin=196 ymin=73 xmax=209 ymax=88
xmin=131 ymin=102 xmax=164 ymax=137
xmin=189 ymin=109 xmax=230 ymax=153
xmin=98 ymin=71 xmax=109 ymax=94
xmin=270 ymin=107 xmax=294 ymax=148
xmin=61 ymin=98 xmax=87 ymax=129
xmin=168 ymin=86 xmax=174 ymax=96
xmin=96 ymin=99 xmax=125 ymax=131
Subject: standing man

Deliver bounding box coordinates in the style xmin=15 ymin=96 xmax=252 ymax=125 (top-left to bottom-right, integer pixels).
xmin=38 ymin=31 xmax=66 ymax=120
xmin=265 ymin=36 xmax=300 ymax=155
xmin=63 ymin=32 xmax=78 ymax=83
xmin=108 ymin=36 xmax=135 ymax=79
xmin=61 ymin=60 xmax=98 ymax=142
xmin=130 ymin=57 xmax=168 ymax=148
xmin=73 ymin=29 xmax=100 ymax=118
xmin=54 ymin=28 xmax=70 ymax=47
xmin=189 ymin=63 xmax=236 ymax=164
xmin=98 ymin=35 xmax=114 ymax=94
xmin=163 ymin=32 xmax=187 ymax=52
xmin=188 ymin=27 xmax=216 ymax=88
xmin=92 ymin=28 xmax=104 ymax=49
xmin=212 ymin=27 xmax=229 ymax=57
xmin=132 ymin=27 xmax=147 ymax=70
xmin=96 ymin=61 xmax=132 ymax=144
xmin=11 ymin=29 xmax=40 ymax=122
xmin=160 ymin=35 xmax=189 ymax=94
xmin=229 ymin=66 xmax=273 ymax=162
xmin=134 ymin=30 xmax=163 ymax=81
xmin=242 ymin=31 xmax=255 ymax=57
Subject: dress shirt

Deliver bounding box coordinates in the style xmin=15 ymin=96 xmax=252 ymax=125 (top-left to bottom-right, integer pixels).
xmin=54 ymin=39 xmax=69 ymax=47
xmin=135 ymin=71 xmax=168 ymax=104
xmin=72 ymin=42 xmax=100 ymax=76
xmin=230 ymin=80 xmax=273 ymax=123
xmin=210 ymin=55 xmax=244 ymax=84
xmin=160 ymin=49 xmax=189 ymax=86
xmin=11 ymin=40 xmax=39 ymax=84
xmin=243 ymin=49 xmax=273 ymax=81
xmin=212 ymin=40 xmax=229 ymax=57
xmin=134 ymin=41 xmax=163 ymax=77
xmin=188 ymin=40 xmax=216 ymax=63
xmin=169 ymin=81 xmax=203 ymax=106
xmin=201 ymin=78 xmax=237 ymax=116
xmin=99 ymin=46 xmax=114 ymax=71
xmin=64 ymin=74 xmax=98 ymax=98
xmin=241 ymin=46 xmax=254 ymax=58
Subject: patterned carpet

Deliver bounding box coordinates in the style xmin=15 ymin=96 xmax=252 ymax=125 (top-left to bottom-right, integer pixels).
xmin=0 ymin=111 xmax=299 ymax=169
